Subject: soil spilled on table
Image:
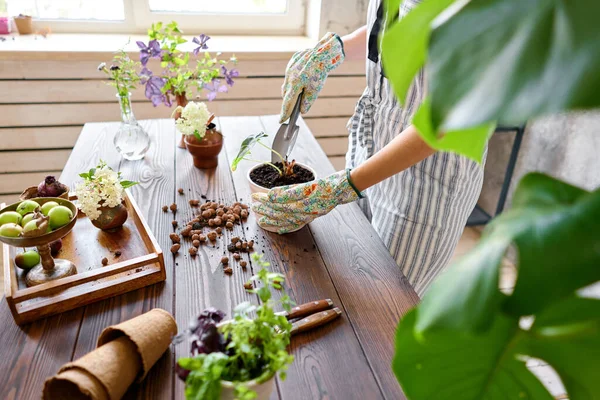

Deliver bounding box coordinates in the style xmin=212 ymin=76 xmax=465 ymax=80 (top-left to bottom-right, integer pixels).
xmin=250 ymin=162 xmax=315 ymax=189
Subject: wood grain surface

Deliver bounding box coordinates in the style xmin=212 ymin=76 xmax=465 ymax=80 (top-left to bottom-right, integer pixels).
xmin=0 ymin=116 xmax=419 ymax=400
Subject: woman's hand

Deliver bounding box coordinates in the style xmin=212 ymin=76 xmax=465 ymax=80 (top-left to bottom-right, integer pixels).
xmin=279 ymin=32 xmax=345 ymax=123
xmin=251 ymin=170 xmax=362 ymax=234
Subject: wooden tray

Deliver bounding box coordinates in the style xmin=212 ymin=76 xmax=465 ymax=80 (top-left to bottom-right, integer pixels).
xmin=2 ymin=191 xmax=165 ymax=325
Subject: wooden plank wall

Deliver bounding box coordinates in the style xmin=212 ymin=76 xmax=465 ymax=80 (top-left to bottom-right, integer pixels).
xmin=0 ymin=57 xmax=363 ymax=203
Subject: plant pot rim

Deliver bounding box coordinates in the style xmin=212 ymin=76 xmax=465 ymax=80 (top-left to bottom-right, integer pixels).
xmin=246 ymin=162 xmax=316 ymax=193
xmin=184 ymin=132 xmax=223 ymax=147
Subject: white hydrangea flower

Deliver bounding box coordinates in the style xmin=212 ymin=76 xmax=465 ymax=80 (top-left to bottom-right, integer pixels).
xmin=175 ymin=102 xmax=211 ymax=139
xmin=75 ymin=164 xmax=126 ymax=221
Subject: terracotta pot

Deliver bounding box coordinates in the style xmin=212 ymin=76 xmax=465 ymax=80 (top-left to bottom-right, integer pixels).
xmin=14 ymin=15 xmax=33 ymax=35
xmin=184 ymin=127 xmax=223 ymax=169
xmin=91 ymin=203 xmax=128 ymax=231
xmin=174 ymin=94 xmax=188 ymax=149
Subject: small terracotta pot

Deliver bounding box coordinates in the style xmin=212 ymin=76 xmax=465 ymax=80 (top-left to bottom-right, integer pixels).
xmin=14 ymin=15 xmax=33 ymax=35
xmin=184 ymin=127 xmax=223 ymax=169
xmin=91 ymin=203 xmax=128 ymax=231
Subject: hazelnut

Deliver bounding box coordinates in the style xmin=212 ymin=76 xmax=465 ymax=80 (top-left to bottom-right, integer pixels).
xmin=192 ymin=234 xmax=200 ymax=241
xmin=241 ymin=242 xmax=248 ymax=250
xmin=208 ymin=219 xmax=215 ymax=227
xmin=241 ymin=210 xmax=248 ymax=219
xmin=221 ymin=256 xmax=229 ymax=264
xmin=192 ymin=230 xmax=202 ymax=235
xmin=170 ymin=203 xmax=177 ymax=212
xmin=162 ymin=205 xmax=168 ymax=212
xmin=202 ymin=210 xmax=212 ymax=219
xmin=233 ymin=206 xmax=242 ymax=215
xmin=231 ymin=236 xmax=240 ymax=244
xmin=233 ymin=252 xmax=241 ymax=260
xmin=189 ymin=247 xmax=198 ymax=256
xmin=181 ymin=226 xmax=192 ymax=237
xmin=209 ymin=203 xmax=218 ymax=210
xmin=224 ymin=267 xmax=233 ymax=275
xmin=169 ymin=233 xmax=181 ymax=243
xmin=243 ymin=282 xmax=253 ymax=290
xmin=235 ymin=242 xmax=242 ymax=250
xmin=170 ymin=244 xmax=180 ymax=253
xmin=199 ymin=234 xmax=207 ymax=242
xmin=248 ymin=240 xmax=254 ymax=249
xmin=234 ymin=214 xmax=240 ymax=221
xmin=207 ymin=231 xmax=217 ymax=241
xmin=226 ymin=221 xmax=234 ymax=229
xmin=192 ymin=240 xmax=200 ymax=247
xmin=213 ymin=217 xmax=222 ymax=226
xmin=240 ymin=204 xmax=249 ymax=210
xmin=178 ymin=188 xmax=184 ymax=195
xmin=101 ymin=257 xmax=109 ymax=266
xmin=216 ymin=227 xmax=222 ymax=234
xmin=189 ymin=199 xmax=200 ymax=206
xmin=240 ymin=260 xmax=247 ymax=268
xmin=172 ymin=220 xmax=178 ymax=227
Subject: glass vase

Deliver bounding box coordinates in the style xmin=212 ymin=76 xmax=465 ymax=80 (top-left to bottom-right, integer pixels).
xmin=114 ymin=93 xmax=150 ymax=160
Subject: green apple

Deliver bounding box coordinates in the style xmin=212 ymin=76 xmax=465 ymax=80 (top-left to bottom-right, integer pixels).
xmin=0 ymin=211 xmax=22 ymax=226
xmin=0 ymin=223 xmax=23 ymax=237
xmin=15 ymin=250 xmax=40 ymax=270
xmin=21 ymin=213 xmax=35 ymax=227
xmin=41 ymin=201 xmax=59 ymax=216
xmin=16 ymin=200 xmax=40 ymax=216
xmin=48 ymin=205 xmax=73 ymax=229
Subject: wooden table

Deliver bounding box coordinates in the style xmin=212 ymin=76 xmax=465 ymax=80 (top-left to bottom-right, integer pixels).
xmin=0 ymin=116 xmax=419 ymax=400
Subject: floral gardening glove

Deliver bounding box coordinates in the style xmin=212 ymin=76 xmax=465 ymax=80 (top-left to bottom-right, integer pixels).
xmin=251 ymin=170 xmax=362 ymax=234
xmin=279 ymin=32 xmax=345 ymax=123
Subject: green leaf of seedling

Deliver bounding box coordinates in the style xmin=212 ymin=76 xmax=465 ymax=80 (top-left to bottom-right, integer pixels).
xmin=230 ymin=131 xmax=269 ymax=171
xmin=193 ymin=130 xmax=203 ymax=142
xmin=381 ymin=0 xmax=455 ymax=105
xmin=173 ymin=57 xmax=186 ymax=66
xmin=120 ymin=180 xmax=138 ymax=189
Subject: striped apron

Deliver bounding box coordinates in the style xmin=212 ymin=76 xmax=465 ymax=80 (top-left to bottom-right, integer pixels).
xmin=346 ymin=0 xmax=486 ymax=295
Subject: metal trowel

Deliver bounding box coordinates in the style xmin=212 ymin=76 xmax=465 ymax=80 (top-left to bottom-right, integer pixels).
xmin=271 ymin=90 xmax=303 ymax=163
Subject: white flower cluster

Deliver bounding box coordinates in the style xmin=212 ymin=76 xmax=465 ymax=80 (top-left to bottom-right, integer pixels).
xmin=75 ymin=166 xmax=124 ymax=221
xmin=175 ymin=102 xmax=211 ymax=139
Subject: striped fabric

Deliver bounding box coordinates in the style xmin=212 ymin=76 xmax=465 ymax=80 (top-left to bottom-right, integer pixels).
xmin=346 ymin=0 xmax=487 ymax=295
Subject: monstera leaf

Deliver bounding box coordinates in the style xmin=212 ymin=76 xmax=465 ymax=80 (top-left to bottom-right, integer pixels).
xmin=393 ymin=174 xmax=600 ymax=399
xmin=381 ymin=0 xmax=600 ymax=162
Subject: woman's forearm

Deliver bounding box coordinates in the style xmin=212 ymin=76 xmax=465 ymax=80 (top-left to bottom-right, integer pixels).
xmin=341 ymin=26 xmax=367 ymax=61
xmin=350 ymin=125 xmax=435 ymax=192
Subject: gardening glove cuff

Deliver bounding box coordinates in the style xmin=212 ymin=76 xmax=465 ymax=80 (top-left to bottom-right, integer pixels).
xmin=279 ymin=32 xmax=345 ymax=123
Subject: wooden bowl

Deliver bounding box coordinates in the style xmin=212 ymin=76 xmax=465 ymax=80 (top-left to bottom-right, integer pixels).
xmin=0 ymin=197 xmax=78 ymax=247
xmin=19 ymin=186 xmax=70 ymax=201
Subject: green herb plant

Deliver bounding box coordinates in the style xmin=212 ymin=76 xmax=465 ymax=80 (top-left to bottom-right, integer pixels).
xmin=380 ymin=1 xmax=600 ymax=398
xmin=178 ymin=254 xmax=295 ymax=400
xmin=97 ymin=48 xmax=141 ymax=115
xmin=230 ymin=132 xmax=296 ymax=177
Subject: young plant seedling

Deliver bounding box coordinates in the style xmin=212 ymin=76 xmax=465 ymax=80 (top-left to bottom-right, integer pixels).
xmin=230 ymin=132 xmax=296 ymax=177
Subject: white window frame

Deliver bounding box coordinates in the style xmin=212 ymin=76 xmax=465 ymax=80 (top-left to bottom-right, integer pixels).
xmin=25 ymin=0 xmax=307 ymax=35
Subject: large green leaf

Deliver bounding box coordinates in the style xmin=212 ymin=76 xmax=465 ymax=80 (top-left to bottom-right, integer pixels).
xmin=381 ymin=0 xmax=455 ymax=105
xmin=416 ymin=173 xmax=600 ymax=334
xmin=394 ymin=309 xmax=554 ymax=400
xmin=520 ymin=296 xmax=600 ymax=399
xmin=427 ymin=0 xmax=600 ymax=131
xmin=412 ymin=97 xmax=495 ymax=162
xmin=230 ymin=131 xmax=268 ymax=171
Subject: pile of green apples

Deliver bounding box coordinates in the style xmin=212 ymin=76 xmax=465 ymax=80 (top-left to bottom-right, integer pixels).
xmin=0 ymin=200 xmax=74 ymax=269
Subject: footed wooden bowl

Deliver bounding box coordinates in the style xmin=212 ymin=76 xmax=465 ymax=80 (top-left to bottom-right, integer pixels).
xmin=0 ymin=197 xmax=78 ymax=286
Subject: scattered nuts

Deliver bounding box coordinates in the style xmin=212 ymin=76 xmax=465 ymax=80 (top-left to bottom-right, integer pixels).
xmin=241 ymin=242 xmax=248 ymax=250
xmin=240 ymin=260 xmax=247 ymax=269
xmin=248 ymin=240 xmax=254 ymax=249
xmin=231 ymin=236 xmax=240 ymax=244
xmin=214 ymin=217 xmax=222 ymax=226
xmin=192 ymin=230 xmax=202 ymax=236
xmin=240 ymin=204 xmax=249 ymax=210
xmin=235 ymin=242 xmax=242 ymax=250
xmin=172 ymin=220 xmax=178 ymax=227
xmin=227 ymin=243 xmax=236 ymax=252
xmin=208 ymin=219 xmax=215 ymax=227
xmin=224 ymin=267 xmax=233 ymax=275
xmin=199 ymin=234 xmax=207 ymax=242
xmin=217 ymin=209 xmax=224 ymax=217
xmin=226 ymin=221 xmax=234 ymax=229
xmin=101 ymin=257 xmax=108 ymax=266
xmin=162 ymin=205 xmax=168 ymax=212
xmin=221 ymin=256 xmax=229 ymax=264
xmin=244 ymin=282 xmax=253 ymax=290
xmin=178 ymin=188 xmax=184 ymax=195
xmin=241 ymin=210 xmax=248 ymax=219
xmin=192 ymin=234 xmax=200 ymax=241
xmin=216 ymin=227 xmax=222 ymax=234
xmin=192 ymin=240 xmax=200 ymax=247
xmin=170 ymin=233 xmax=181 ymax=243
xmin=207 ymin=231 xmax=217 ymax=241
xmin=189 ymin=199 xmax=200 ymax=207
xmin=233 ymin=206 xmax=242 ymax=215
xmin=233 ymin=252 xmax=241 ymax=260
xmin=189 ymin=247 xmax=198 ymax=256
xmin=170 ymin=244 xmax=181 ymax=253
xmin=181 ymin=226 xmax=192 ymax=237
xmin=201 ymin=210 xmax=212 ymax=219
xmin=170 ymin=203 xmax=177 ymax=212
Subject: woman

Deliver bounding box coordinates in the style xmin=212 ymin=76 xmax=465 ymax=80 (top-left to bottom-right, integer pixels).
xmin=252 ymin=0 xmax=485 ymax=295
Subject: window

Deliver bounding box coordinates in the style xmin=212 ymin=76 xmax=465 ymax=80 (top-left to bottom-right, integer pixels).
xmin=1 ymin=0 xmax=306 ymax=35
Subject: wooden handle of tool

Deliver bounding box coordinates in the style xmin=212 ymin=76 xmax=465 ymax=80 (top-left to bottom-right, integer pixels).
xmin=291 ymin=308 xmax=341 ymax=335
xmin=286 ymin=299 xmax=333 ymax=320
